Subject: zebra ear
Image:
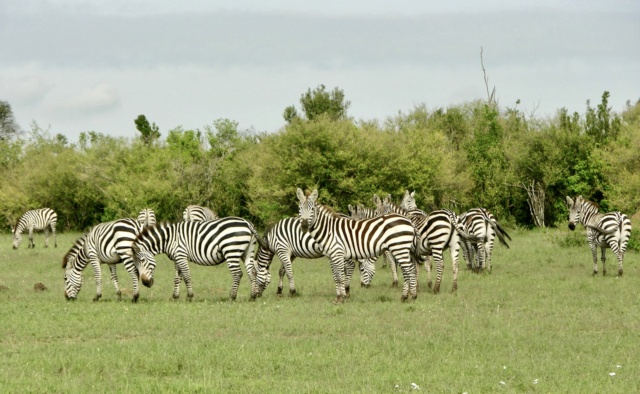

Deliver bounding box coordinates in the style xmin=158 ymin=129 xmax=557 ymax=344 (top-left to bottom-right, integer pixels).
xmin=410 ymin=191 xmax=415 ymax=198
xmin=404 ymin=190 xmax=410 ymax=199
xmin=384 ymin=194 xmax=392 ymax=203
xmin=296 ymin=188 xmax=305 ymax=201
xmin=309 ymin=189 xmax=318 ymax=201
xmin=373 ymin=194 xmax=380 ymax=205
xmin=565 ymin=196 xmax=573 ymax=206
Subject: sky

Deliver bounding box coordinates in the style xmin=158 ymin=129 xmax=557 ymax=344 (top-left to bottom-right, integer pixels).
xmin=1 ymin=0 xmax=639 ymax=142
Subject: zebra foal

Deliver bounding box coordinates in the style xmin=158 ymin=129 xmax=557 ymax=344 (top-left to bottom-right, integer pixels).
xmin=12 ymin=208 xmax=57 ymax=249
xmin=566 ymin=195 xmax=631 ymax=276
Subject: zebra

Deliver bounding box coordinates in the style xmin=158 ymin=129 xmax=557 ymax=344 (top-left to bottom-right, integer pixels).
xmin=62 ymin=218 xmax=143 ymax=302
xmin=296 ymin=188 xmax=417 ymax=303
xmin=129 ymin=217 xmax=265 ymax=301
xmin=254 ymin=217 xmax=376 ymax=297
xmin=566 ymin=195 xmax=632 ymax=276
xmin=183 ymin=205 xmax=218 ymax=222
xmin=381 ymin=192 xmax=477 ymax=294
xmin=458 ymin=208 xmax=510 ymax=273
xmin=12 ymin=208 xmax=57 ymax=249
xmin=137 ymin=208 xmax=157 ymax=227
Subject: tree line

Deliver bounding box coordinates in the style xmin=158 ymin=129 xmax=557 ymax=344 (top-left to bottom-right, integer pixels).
xmin=1 ymin=88 xmax=639 ymax=245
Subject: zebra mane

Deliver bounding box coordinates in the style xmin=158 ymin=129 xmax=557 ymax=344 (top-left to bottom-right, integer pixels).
xmin=582 ymin=198 xmax=600 ymax=211
xmin=62 ymin=235 xmax=86 ymax=268
xmin=316 ymin=202 xmax=344 ymax=220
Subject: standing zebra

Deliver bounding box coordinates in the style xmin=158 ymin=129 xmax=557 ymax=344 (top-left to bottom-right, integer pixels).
xmin=12 ymin=208 xmax=57 ymax=249
xmin=254 ymin=218 xmax=376 ymax=297
xmin=458 ymin=208 xmax=510 ymax=273
xmin=129 ymin=217 xmax=264 ymax=301
xmin=297 ymin=188 xmax=417 ymax=303
xmin=137 ymin=208 xmax=157 ymax=227
xmin=566 ymin=196 xmax=632 ymax=276
xmin=62 ymin=218 xmax=143 ymax=302
xmin=183 ymin=205 xmax=218 ymax=222
xmin=384 ymin=192 xmax=477 ymax=294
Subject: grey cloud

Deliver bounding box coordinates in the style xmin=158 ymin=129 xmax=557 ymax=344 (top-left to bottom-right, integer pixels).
xmin=2 ymin=10 xmax=638 ymax=69
xmin=47 ymin=83 xmax=119 ymax=113
xmin=0 ymin=74 xmax=51 ymax=104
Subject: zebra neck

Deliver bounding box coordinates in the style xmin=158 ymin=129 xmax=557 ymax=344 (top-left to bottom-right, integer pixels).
xmin=143 ymin=223 xmax=176 ymax=254
xmin=581 ymin=208 xmax=603 ymax=227
xmin=308 ymin=204 xmax=340 ymax=244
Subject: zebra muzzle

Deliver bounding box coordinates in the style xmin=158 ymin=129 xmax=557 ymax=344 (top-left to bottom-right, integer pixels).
xmin=568 ymin=222 xmax=576 ymax=231
xmin=141 ymin=275 xmax=154 ymax=288
xmin=300 ymin=219 xmax=309 ymax=233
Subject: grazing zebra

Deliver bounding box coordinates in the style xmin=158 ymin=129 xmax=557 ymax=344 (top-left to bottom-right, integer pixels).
xmin=566 ymin=195 xmax=632 ymax=276
xmin=182 ymin=205 xmax=218 ymax=222
xmin=297 ymin=188 xmax=417 ymax=303
xmin=137 ymin=208 xmax=156 ymax=227
xmin=381 ymin=192 xmax=477 ymax=294
xmin=12 ymin=208 xmax=57 ymax=249
xmin=129 ymin=217 xmax=264 ymax=301
xmin=254 ymin=217 xmax=375 ymax=297
xmin=62 ymin=218 xmax=143 ymax=302
xmin=458 ymin=208 xmax=511 ymax=273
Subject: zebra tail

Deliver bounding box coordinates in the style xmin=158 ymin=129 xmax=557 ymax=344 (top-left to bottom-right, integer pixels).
xmin=490 ymin=220 xmax=511 ymax=248
xmin=249 ymin=225 xmax=268 ymax=248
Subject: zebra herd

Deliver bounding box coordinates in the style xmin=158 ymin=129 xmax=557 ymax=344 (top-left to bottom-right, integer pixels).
xmin=9 ymin=191 xmax=633 ymax=303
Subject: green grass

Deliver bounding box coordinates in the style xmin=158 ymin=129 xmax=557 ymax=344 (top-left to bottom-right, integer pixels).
xmin=1 ymin=229 xmax=639 ymax=393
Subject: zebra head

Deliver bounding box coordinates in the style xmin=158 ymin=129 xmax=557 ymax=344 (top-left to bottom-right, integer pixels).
xmin=63 ymin=268 xmax=83 ymax=300
xmin=566 ymin=195 xmax=583 ymax=231
xmin=131 ymin=243 xmax=156 ymax=288
xmin=373 ymin=194 xmax=385 ymax=216
xmin=400 ymin=190 xmax=417 ymax=211
xmin=12 ymin=232 xmax=21 ymax=249
xmin=297 ymin=188 xmax=318 ymax=233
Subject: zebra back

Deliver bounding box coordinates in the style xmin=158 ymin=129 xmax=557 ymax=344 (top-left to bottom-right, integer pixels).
xmin=183 ymin=205 xmax=219 ymax=222
xmin=137 ymin=208 xmax=157 ymax=227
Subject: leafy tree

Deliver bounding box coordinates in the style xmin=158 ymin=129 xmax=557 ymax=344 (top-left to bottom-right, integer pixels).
xmin=134 ymin=114 xmax=161 ymax=146
xmin=0 ymin=100 xmax=20 ymax=141
xmin=284 ymin=84 xmax=351 ymax=123
xmin=585 ymin=91 xmax=621 ymax=145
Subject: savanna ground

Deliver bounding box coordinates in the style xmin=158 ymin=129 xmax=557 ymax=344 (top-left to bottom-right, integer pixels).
xmin=0 ymin=228 xmax=639 ymax=393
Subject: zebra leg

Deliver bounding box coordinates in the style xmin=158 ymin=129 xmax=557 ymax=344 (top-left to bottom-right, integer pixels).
xmin=329 ymin=257 xmax=347 ymax=304
xmin=382 ymin=252 xmax=388 ymax=268
xmin=397 ymin=259 xmax=417 ymax=301
xmin=617 ymin=250 xmax=624 ymax=276
xmin=476 ymin=241 xmax=485 ymax=273
xmin=227 ymin=259 xmax=243 ymax=301
xmin=386 ymin=251 xmax=398 ymax=287
xmin=360 ymin=258 xmax=375 ymax=287
xmin=122 ymin=260 xmax=140 ymax=303
xmin=276 ymin=251 xmax=297 ymax=296
xmin=600 ymin=248 xmax=607 ymax=276
xmin=29 ymin=227 xmax=35 ymax=248
xmin=172 ymin=266 xmax=182 ymax=300
xmin=108 ymin=264 xmax=122 ymax=300
xmin=432 ymin=250 xmax=444 ymax=294
xmin=243 ymin=243 xmax=260 ymax=300
xmin=344 ymin=259 xmax=356 ymax=297
xmin=175 ymin=259 xmax=194 ymax=301
xmin=451 ymin=244 xmax=460 ymax=293
xmin=590 ymin=242 xmax=599 ymax=275
xmin=52 ymin=224 xmax=57 ymax=248
xmin=44 ymin=227 xmax=50 ymax=248
xmin=90 ymin=259 xmax=102 ymax=301
xmin=424 ymin=253 xmax=433 ymax=289
xmin=485 ymin=242 xmax=493 ymax=273
xmin=277 ymin=264 xmax=286 ymax=295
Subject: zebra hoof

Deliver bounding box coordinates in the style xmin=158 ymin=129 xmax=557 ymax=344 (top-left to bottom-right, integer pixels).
xmin=93 ymin=294 xmax=102 ymax=302
xmin=289 ymin=289 xmax=298 ymax=297
xmin=391 ymin=281 xmax=398 ymax=288
xmin=277 ymin=287 xmax=283 ymax=295
xmin=132 ymin=293 xmax=139 ymax=303
xmin=618 ymin=269 xmax=623 ymax=276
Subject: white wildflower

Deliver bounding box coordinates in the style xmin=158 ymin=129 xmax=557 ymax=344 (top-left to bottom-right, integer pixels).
xmin=616 ymin=364 xmax=622 ymax=368
xmin=411 ymin=383 xmax=420 ymax=390
xmin=500 ymin=381 xmax=506 ymax=385
xmin=609 ymin=372 xmax=616 ymax=377
xmin=533 ymin=379 xmax=539 ymax=384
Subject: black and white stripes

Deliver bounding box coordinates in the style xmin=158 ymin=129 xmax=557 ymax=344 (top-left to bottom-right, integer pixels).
xmin=297 ymin=188 xmax=417 ymax=303
xmin=62 ymin=218 xmax=143 ymax=302
xmin=130 ymin=217 xmax=264 ymax=301
xmin=183 ymin=205 xmax=218 ymax=222
xmin=12 ymin=208 xmax=57 ymax=249
xmin=566 ymin=195 xmax=632 ymax=276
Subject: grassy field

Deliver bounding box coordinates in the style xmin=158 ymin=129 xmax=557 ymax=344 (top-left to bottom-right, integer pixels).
xmin=0 ymin=228 xmax=639 ymax=393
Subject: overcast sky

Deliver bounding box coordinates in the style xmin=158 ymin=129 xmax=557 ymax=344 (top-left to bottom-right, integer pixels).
xmin=1 ymin=0 xmax=638 ymax=141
